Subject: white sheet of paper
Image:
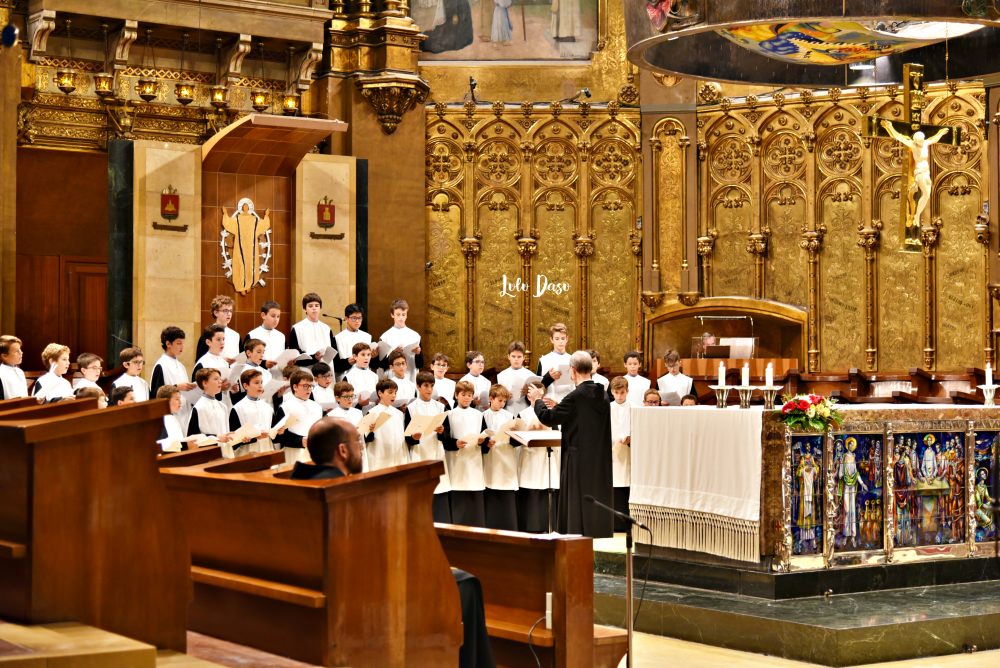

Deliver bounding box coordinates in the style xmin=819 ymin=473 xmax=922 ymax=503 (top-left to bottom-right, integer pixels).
xmin=267 ymin=414 xmax=291 ymax=440
xmin=193 ymin=435 xmax=219 ymax=448
xmin=321 ymin=346 xmax=337 ymax=364
xmin=659 ymin=391 xmax=681 ymax=406
xmin=157 ymin=438 xmax=183 ymax=453
xmin=378 ymin=339 xmax=420 ymax=360
xmin=228 ymin=422 xmax=265 ymax=445
xmin=509 ymin=430 xmax=562 ymax=446
xmin=491 ymin=418 xmax=525 ymax=446
xmin=262 ymin=379 xmax=287 ymax=401
xmin=458 ymin=432 xmax=486 ymax=447
xmin=181 ymin=387 xmax=203 ymax=406
xmin=403 ymin=411 xmax=447 ymax=437
xmin=271 ymin=348 xmax=303 ymax=374
xmin=228 ymin=363 xmax=247 ymax=385
xmin=393 ymin=396 xmax=415 ymax=409
xmin=477 ymin=389 xmax=490 ymax=408
xmin=553 ymin=365 xmax=573 ymax=390
xmin=358 ymin=410 xmax=391 ymax=435
xmin=232 ymin=352 xmax=248 ymax=366
xmin=508 ymin=375 xmax=542 ymax=402
xmin=317 ymin=401 xmax=339 ymax=412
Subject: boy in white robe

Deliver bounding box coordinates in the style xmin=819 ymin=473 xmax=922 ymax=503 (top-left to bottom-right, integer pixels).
xmin=345 ymin=342 xmax=378 ymax=411
xmin=442 ymin=380 xmax=489 ymax=527
xmin=289 ymin=292 xmax=335 ymax=364
xmin=150 ymin=327 xmax=198 ymax=430
xmin=516 ymin=379 xmax=554 ymax=532
xmin=196 ymin=295 xmax=240 ymax=362
xmin=192 ymin=325 xmax=232 ymax=403
xmin=333 ymin=303 xmax=380 ymax=378
xmin=362 ymin=378 xmax=408 ymax=470
xmin=497 ymin=341 xmax=535 ymax=416
xmin=187 ymin=368 xmax=235 ymax=457
xmin=404 ymin=371 xmax=451 ymax=522
xmin=431 ymin=352 xmax=456 ymax=409
xmin=460 ymin=350 xmax=491 ymax=410
xmin=0 ymin=335 xmax=28 ymax=400
xmin=230 ymin=338 xmax=266 ymax=404
xmin=112 ymin=347 xmax=150 ymax=401
xmin=623 ymin=350 xmax=651 ymax=407
xmin=609 ymin=376 xmax=632 ymax=532
xmin=483 ymin=384 xmax=519 ymax=531
xmin=229 ymin=367 xmax=279 ymax=455
xmin=310 ymin=362 xmax=336 ymax=407
xmin=378 ymin=298 xmax=422 ymax=383
xmin=156 ymin=385 xmax=185 ymax=452
xmin=32 ymin=343 xmax=73 ymax=402
xmin=245 ymin=300 xmax=285 ymax=368
xmin=588 ymin=349 xmax=610 ymax=392
xmin=386 ymin=350 xmax=417 ymax=408
xmin=274 ymin=368 xmax=323 ymax=465
xmin=328 ymin=380 xmax=368 ymax=472
xmin=656 ymin=349 xmax=693 ymax=406
xmin=72 ymin=352 xmax=103 ymax=391
xmin=536 ymin=323 xmax=572 ymax=402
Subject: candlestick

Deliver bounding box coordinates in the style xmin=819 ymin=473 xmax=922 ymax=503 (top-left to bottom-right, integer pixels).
xmin=718 ymin=363 xmax=726 ymax=387
xmin=765 ymin=362 xmax=773 ymax=388
xmin=709 ymin=384 xmax=730 ymax=409
xmin=980 ymin=384 xmax=997 ymax=407
xmin=741 ymin=363 xmax=750 ymax=387
xmin=988 ymin=363 xmax=993 ymax=387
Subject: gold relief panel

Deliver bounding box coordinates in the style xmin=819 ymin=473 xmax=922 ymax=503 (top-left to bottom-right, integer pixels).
xmin=935 ymin=174 xmax=984 ymax=370
xmin=875 ymin=182 xmax=922 ymax=371
xmin=818 ymin=185 xmax=865 ymax=370
xmin=426 ymin=191 xmax=465 ymax=363
xmin=656 ymin=129 xmax=683 ymax=296
xmin=477 ymin=189 xmax=521 ymax=367
xmin=710 ymin=186 xmax=754 ymax=297
xmin=590 ymin=188 xmax=635 ymax=370
xmin=532 ymin=210 xmax=578 ymax=357
xmin=764 ymin=185 xmax=807 ymax=306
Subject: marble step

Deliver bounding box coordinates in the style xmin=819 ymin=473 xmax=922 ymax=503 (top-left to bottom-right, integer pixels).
xmin=0 ymin=621 xmax=157 ymax=666
xmin=593 ymin=575 xmax=1000 ymax=667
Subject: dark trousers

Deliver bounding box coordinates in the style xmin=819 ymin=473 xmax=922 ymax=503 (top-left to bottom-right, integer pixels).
xmin=451 ymin=490 xmax=486 ymax=527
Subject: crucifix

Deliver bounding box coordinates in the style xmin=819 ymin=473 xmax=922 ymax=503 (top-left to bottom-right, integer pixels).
xmin=864 ymin=63 xmax=963 ymax=249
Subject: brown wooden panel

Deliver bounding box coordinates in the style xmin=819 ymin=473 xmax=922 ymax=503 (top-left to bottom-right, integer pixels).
xmin=14 ymin=254 xmax=61 ymax=370
xmin=61 ymin=257 xmax=108 ymax=362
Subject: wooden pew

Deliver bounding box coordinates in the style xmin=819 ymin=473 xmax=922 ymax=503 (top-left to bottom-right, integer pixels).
xmin=0 ymin=400 xmax=188 ymax=651
xmin=160 ymin=460 xmax=463 ymax=666
xmin=157 ymin=445 xmax=225 ymax=468
xmin=0 ymin=397 xmax=38 ymax=412
xmin=436 ymin=524 xmax=628 ymax=668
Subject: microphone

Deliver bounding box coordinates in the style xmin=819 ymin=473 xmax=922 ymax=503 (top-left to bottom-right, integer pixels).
xmin=584 ymin=495 xmax=648 ymax=531
xmin=560 ymin=88 xmax=591 ymax=104
xmin=111 ymin=334 xmax=134 ymax=347
xmin=322 ymin=312 xmax=345 ymax=325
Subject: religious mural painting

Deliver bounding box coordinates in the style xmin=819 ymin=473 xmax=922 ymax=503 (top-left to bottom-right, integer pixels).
xmin=891 ymin=431 xmax=965 ymax=548
xmin=791 ymin=434 xmax=823 ymax=555
xmin=832 ymin=434 xmax=883 ymax=552
xmin=973 ymin=431 xmax=997 ymax=543
xmin=416 ymin=0 xmax=598 ymax=60
xmin=220 ymin=198 xmax=273 ymax=295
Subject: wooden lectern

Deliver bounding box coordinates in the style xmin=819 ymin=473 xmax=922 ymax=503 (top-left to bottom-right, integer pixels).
xmin=0 ymin=399 xmax=188 ymax=651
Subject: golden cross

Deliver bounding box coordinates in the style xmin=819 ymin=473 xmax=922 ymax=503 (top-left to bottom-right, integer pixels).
xmin=864 ymin=63 xmax=962 ymax=249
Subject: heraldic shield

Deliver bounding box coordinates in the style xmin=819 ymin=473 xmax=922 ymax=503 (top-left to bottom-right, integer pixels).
xmin=221 ymin=197 xmax=272 ymax=294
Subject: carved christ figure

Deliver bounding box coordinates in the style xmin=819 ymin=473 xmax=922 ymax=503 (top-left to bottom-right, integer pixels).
xmin=880 ymin=119 xmax=949 ymax=231
xmin=222 ymin=198 xmax=271 ymax=295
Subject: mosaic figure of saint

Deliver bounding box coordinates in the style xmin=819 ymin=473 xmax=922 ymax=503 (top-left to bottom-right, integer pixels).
xmin=974 ymin=468 xmax=994 ymax=532
xmin=221 ymin=198 xmax=271 ymax=295
xmin=796 ymin=451 xmax=819 ymax=552
xmin=837 ymin=437 xmax=868 ymax=549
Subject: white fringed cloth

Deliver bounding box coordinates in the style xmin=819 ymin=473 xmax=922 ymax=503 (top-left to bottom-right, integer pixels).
xmin=629 ymin=406 xmax=763 ymax=563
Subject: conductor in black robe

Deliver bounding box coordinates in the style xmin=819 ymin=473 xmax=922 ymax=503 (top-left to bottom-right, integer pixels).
xmin=528 ymin=350 xmax=614 ymax=538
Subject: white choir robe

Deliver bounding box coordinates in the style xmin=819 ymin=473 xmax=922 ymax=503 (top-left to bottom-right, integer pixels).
xmin=656 ymin=371 xmax=693 ymax=405
xmin=516 ymin=406 xmax=560 ymax=490
xmin=246 ymin=325 xmax=286 ymax=363
xmin=160 ymin=414 xmax=185 ymax=452
xmin=193 ymin=352 xmax=232 ymax=407
xmin=328 ymin=404 xmax=368 ymax=472
xmin=345 ymin=365 xmax=378 ymax=411
xmin=365 ymin=403 xmax=407 ymax=470
xmin=113 ymin=373 xmax=150 ymax=401
xmin=72 ymin=377 xmax=100 ymax=391
xmin=445 ymin=406 xmax=487 ymax=492
xmin=378 ymin=325 xmax=421 ymax=383
xmin=222 ymin=326 xmax=241 ymax=360
xmin=32 ymin=370 xmax=73 ymax=402
xmin=388 ymin=374 xmax=417 ymax=408
xmin=483 ymin=408 xmax=518 ymax=491
xmin=151 ymin=354 xmax=192 ymax=426
xmin=189 ymin=396 xmax=234 ymax=458
xmin=460 ymin=373 xmax=491 ymax=410
xmin=432 ymin=376 xmax=456 ymax=409
xmin=230 ymin=396 xmax=276 ymax=455
xmin=279 ymin=395 xmax=323 ymax=465
xmin=624 ymin=374 xmax=651 ymax=407
xmin=610 ymin=400 xmax=631 ymax=487
xmin=0 ymin=363 xmax=28 ymax=400
xmin=290 ymin=318 xmax=334 ymax=356
xmin=312 ymin=383 xmax=336 ymax=408
xmin=497 ymin=366 xmax=534 ymax=416
xmin=333 ymin=328 xmax=374 ymax=378
xmin=406 ymin=398 xmax=450 ymax=493
xmin=592 ymin=372 xmax=610 ymax=391
xmin=537 ymin=350 xmax=572 ymax=401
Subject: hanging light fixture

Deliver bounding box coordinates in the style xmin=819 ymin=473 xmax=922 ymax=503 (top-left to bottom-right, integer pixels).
xmin=209 ymin=37 xmax=228 ymax=109
xmin=280 ymin=45 xmax=300 ymax=116
xmin=53 ymin=19 xmax=76 ymax=95
xmin=250 ymin=40 xmax=271 ymax=113
xmin=93 ymin=23 xmax=115 ymax=99
xmin=174 ymin=32 xmax=195 ymax=105
xmin=136 ymin=28 xmax=159 ymax=102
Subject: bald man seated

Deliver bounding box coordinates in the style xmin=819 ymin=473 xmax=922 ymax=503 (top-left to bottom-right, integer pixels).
xmin=290 ymin=417 xmax=365 ymax=480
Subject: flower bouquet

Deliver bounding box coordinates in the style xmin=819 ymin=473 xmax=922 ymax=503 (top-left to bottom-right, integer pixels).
xmin=779 ymin=393 xmax=841 ymax=432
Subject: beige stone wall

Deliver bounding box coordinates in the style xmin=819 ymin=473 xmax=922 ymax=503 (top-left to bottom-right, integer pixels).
xmin=133 ymin=141 xmax=202 ymax=372
xmin=294 ymin=154 xmax=357 ymax=317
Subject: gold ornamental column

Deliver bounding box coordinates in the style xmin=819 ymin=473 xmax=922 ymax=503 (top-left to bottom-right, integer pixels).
xmin=975 ymin=211 xmax=994 ymax=367
xmin=576 ymin=136 xmax=593 ymax=348
xmin=0 ymin=0 xmax=17 ymax=331
xmin=517 ymin=236 xmax=537 ymax=364
xmin=746 ymin=229 xmax=769 ymax=299
xmin=800 ymin=226 xmax=825 ymax=373
xmin=920 ymin=217 xmax=943 ymax=370
xmin=857 ymin=220 xmax=883 ymax=371
xmin=461 ymin=236 xmax=481 ymax=352
xmin=574 ymin=235 xmax=595 ymax=347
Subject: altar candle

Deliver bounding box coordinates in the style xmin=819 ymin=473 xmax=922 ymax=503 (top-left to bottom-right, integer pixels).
xmin=741 ymin=363 xmax=750 ymax=387
xmin=765 ymin=362 xmax=774 ymax=387
xmin=988 ymin=363 xmax=993 ymax=386
xmin=718 ymin=363 xmax=726 ymax=387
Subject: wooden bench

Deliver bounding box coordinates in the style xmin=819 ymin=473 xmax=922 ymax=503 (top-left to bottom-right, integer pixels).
xmin=0 ymin=399 xmax=187 ymax=652
xmin=160 ymin=460 xmax=463 ymax=666
xmin=436 ymin=524 xmax=628 ymax=668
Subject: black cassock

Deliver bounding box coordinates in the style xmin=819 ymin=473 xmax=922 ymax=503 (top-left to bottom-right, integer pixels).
xmin=533 ymin=380 xmax=613 ymax=538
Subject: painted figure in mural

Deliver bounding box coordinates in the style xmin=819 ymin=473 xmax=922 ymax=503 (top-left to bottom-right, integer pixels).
xmin=880 ymin=119 xmax=950 ymax=232
xmin=550 ymin=0 xmax=579 ymax=43
xmin=974 ymin=468 xmax=994 ymax=532
xmin=421 ymin=0 xmax=474 ymax=53
xmin=221 ymin=198 xmax=271 ymax=295
xmin=837 ymin=437 xmax=868 ymax=549
xmin=894 ymin=444 xmax=914 ymax=546
xmin=868 ymin=439 xmax=882 ymax=487
xmin=796 ymin=450 xmax=819 ymax=552
xmin=491 ymin=0 xmax=514 ymax=44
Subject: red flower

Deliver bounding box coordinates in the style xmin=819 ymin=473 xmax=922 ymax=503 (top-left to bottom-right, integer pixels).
xmin=808 ymin=394 xmax=821 ymax=404
xmin=781 ymin=401 xmax=794 ymax=414
xmin=796 ymin=399 xmax=810 ymax=411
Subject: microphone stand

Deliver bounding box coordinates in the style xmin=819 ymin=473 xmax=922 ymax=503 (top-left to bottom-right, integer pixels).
xmin=322 ymin=313 xmax=346 ymax=332
xmin=585 ymin=495 xmax=645 ymax=668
